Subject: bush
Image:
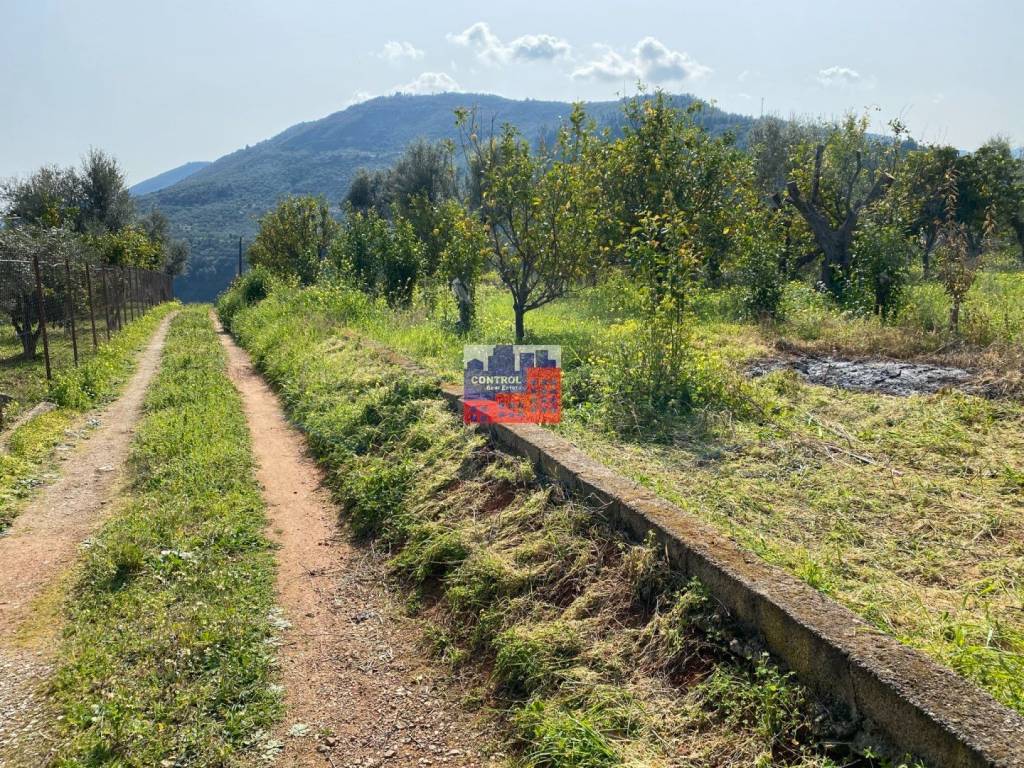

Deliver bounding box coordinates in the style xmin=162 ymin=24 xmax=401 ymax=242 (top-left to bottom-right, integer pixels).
xmin=850 ymin=220 xmax=914 ymax=321
xmin=215 ymin=266 xmax=276 ymax=330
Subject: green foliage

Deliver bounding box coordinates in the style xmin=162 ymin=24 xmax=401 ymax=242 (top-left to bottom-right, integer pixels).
xmin=49 ymin=303 xmax=179 ymax=410
xmin=248 ymin=195 xmax=339 ymax=284
xmin=494 ymin=621 xmax=583 ymax=696
xmin=51 ymin=309 xmax=279 ymax=765
xmin=147 ymin=93 xmax=758 ymax=302
xmin=215 ymin=266 xmax=277 ymax=330
xmin=336 ymin=454 xmax=414 ymax=538
xmin=330 ymin=207 xmax=389 ymax=292
xmin=598 ymin=91 xmax=751 ymax=286
xmin=329 ymin=209 xmax=422 ymax=307
xmin=736 ymin=208 xmax=787 ymax=320
xmin=437 ymin=201 xmax=489 ymax=330
xmin=87 ymin=226 xmax=163 ymax=269
xmin=850 ymin=219 xmax=915 ymax=320
xmin=785 ymin=113 xmax=900 ymax=299
xmin=382 ymin=216 xmax=422 ymax=307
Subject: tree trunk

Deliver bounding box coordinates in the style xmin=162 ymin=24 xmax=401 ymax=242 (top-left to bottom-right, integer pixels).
xmin=816 ymin=228 xmax=851 ymax=299
xmin=949 ymin=299 xmax=961 ymax=332
xmin=513 ymin=304 xmax=526 ymax=343
xmin=922 ymin=228 xmax=937 ymax=277
xmin=13 ymin=320 xmax=39 ymax=360
xmin=457 ymin=297 xmax=473 ymax=333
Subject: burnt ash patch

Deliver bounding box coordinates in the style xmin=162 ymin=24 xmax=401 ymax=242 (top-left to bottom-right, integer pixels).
xmin=748 ymin=356 xmax=979 ymax=397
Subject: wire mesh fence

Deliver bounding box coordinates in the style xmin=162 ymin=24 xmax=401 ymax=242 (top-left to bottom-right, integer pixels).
xmin=0 ymin=251 xmax=173 ymax=382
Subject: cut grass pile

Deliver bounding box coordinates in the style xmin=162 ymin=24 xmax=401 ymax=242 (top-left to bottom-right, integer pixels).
xmin=49 ymin=308 xmax=279 ymax=766
xmin=226 ymin=292 xmax=915 ymax=768
xmin=0 ymin=302 xmax=178 ymax=528
xmin=220 ymin=274 xmax=1024 ymax=716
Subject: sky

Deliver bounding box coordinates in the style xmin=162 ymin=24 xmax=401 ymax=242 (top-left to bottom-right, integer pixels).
xmin=2 ymin=0 xmax=1021 ymax=184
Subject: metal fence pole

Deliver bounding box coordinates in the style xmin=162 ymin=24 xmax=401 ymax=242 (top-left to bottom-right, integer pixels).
xmin=64 ymin=253 xmax=79 ymax=367
xmin=129 ymin=267 xmax=136 ymax=322
xmin=85 ymin=263 xmax=99 ymax=350
xmin=31 ymin=251 xmax=52 ymax=381
xmin=118 ymin=268 xmax=127 ymax=330
xmin=101 ymin=267 xmax=112 ymax=339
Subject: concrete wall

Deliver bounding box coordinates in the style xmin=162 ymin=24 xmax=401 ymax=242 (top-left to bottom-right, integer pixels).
xmin=408 ymin=379 xmax=1024 ymax=768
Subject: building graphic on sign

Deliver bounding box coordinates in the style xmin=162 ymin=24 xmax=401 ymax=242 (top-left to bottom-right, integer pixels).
xmin=463 ymin=345 xmax=561 ymax=424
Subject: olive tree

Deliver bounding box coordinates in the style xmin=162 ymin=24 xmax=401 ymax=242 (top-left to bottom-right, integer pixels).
xmin=785 ymin=114 xmax=899 ymax=300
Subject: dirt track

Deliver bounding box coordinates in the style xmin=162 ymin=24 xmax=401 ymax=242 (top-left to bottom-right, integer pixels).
xmin=217 ymin=318 xmax=493 ymax=767
xmin=0 ymin=311 xmax=177 ymax=766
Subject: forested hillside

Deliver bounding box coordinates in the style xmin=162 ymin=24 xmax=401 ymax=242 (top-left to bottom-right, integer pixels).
xmin=129 ymin=161 xmax=211 ymax=196
xmin=138 ymin=92 xmax=755 ymax=300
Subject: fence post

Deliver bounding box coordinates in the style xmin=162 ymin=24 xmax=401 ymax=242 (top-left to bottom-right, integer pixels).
xmin=101 ymin=267 xmax=112 ymax=340
xmin=31 ymin=251 xmax=52 ymax=381
xmin=84 ymin=264 xmax=99 ymax=350
xmin=64 ymin=253 xmax=79 ymax=367
xmin=118 ymin=268 xmax=127 ymax=329
xmin=129 ymin=267 xmax=136 ymax=322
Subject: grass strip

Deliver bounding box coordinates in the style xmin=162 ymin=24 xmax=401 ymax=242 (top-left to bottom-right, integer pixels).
xmin=0 ymin=302 xmax=179 ymax=528
xmin=226 ymin=294 xmax=913 ymax=767
xmin=49 ymin=307 xmax=280 ymax=766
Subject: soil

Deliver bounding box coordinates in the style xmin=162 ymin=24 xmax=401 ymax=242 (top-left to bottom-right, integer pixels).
xmin=216 ymin=317 xmax=496 ymax=768
xmin=747 ymin=355 xmax=979 ymax=396
xmin=0 ymin=312 xmax=177 ymax=767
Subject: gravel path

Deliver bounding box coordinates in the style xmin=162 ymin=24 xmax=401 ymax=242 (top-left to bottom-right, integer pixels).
xmin=0 ymin=312 xmax=177 ymax=767
xmin=217 ymin=317 xmax=496 ymax=768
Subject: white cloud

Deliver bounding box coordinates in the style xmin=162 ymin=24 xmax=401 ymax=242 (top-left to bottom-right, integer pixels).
xmin=572 ymin=37 xmax=710 ymax=83
xmin=394 ymin=71 xmax=461 ymax=95
xmin=817 ymin=66 xmax=863 ymax=87
xmin=447 ymin=21 xmax=571 ymax=64
xmin=571 ymin=46 xmax=637 ymax=81
xmin=378 ymin=40 xmax=424 ymax=62
xmin=343 ymin=90 xmax=374 ymax=107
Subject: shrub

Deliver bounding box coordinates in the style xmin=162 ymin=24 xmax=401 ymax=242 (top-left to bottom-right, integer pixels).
xmin=850 ymin=220 xmax=914 ymax=321
xmin=216 ymin=266 xmax=276 ymax=330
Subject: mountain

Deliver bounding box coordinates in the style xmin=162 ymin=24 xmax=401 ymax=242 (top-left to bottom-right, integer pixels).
xmin=130 ymin=161 xmax=211 ymax=196
xmin=138 ymin=93 xmax=756 ymax=302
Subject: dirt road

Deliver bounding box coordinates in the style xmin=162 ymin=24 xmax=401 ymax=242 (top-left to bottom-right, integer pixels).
xmin=217 ymin=318 xmax=494 ymax=767
xmin=0 ymin=311 xmax=177 ymax=766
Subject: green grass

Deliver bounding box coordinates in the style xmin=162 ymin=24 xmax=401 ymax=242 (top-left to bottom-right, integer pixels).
xmin=48 ymin=308 xmax=280 ymax=766
xmin=0 ymin=303 xmax=178 ymax=529
xmin=223 ymin=291 xmax=923 ymax=768
xmin=218 ymin=268 xmax=1024 ymax=716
